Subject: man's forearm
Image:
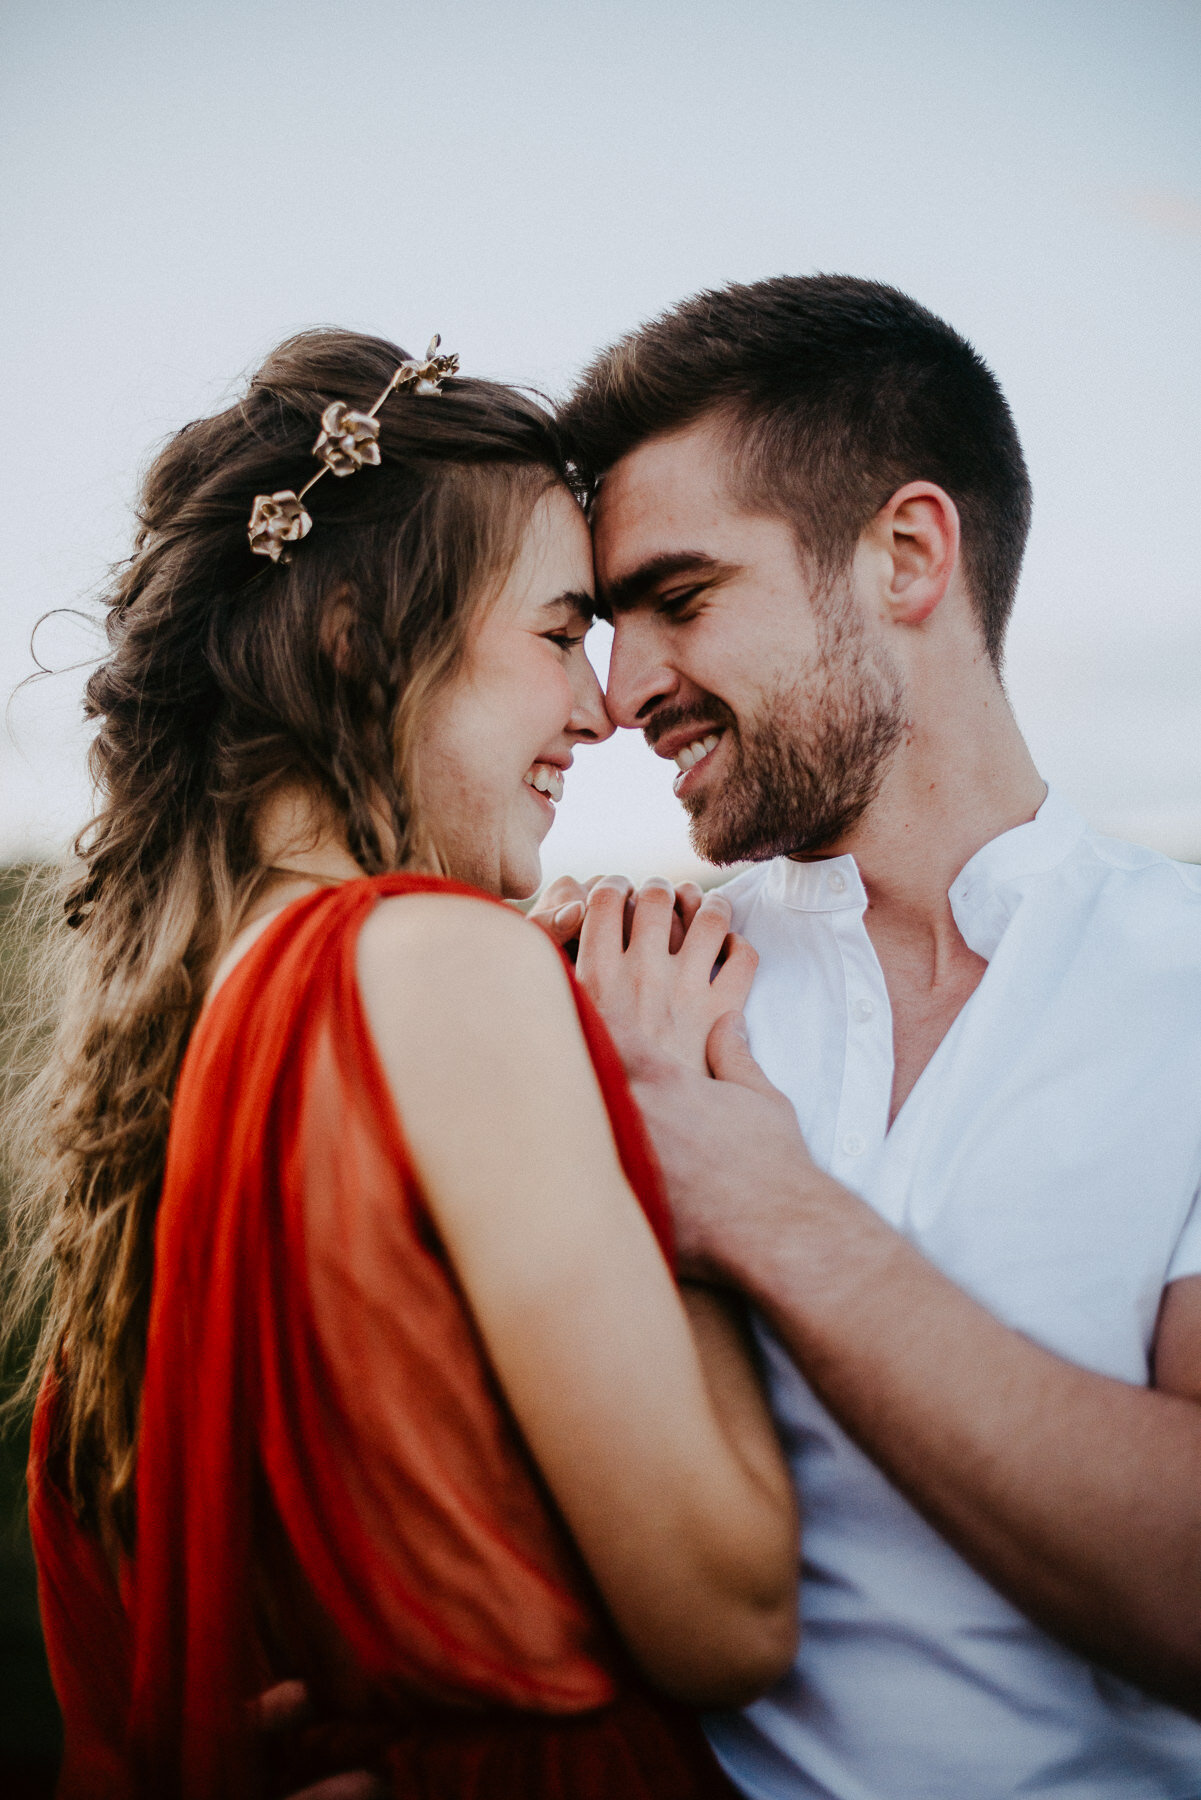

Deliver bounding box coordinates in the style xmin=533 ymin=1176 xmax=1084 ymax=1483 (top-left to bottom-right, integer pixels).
xmin=730 ymin=1173 xmax=1201 ymax=1714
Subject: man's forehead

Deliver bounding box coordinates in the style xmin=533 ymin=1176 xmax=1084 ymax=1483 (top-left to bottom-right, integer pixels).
xmin=592 ymin=421 xmax=738 ymax=581
xmin=597 ymin=418 xmax=731 ymax=515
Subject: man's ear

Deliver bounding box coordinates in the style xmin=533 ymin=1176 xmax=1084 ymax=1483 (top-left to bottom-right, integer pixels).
xmin=870 ymin=482 xmax=960 ymax=627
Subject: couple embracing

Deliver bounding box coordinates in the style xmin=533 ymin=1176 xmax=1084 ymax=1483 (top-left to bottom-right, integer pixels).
xmin=18 ymin=276 xmax=1201 ymax=1799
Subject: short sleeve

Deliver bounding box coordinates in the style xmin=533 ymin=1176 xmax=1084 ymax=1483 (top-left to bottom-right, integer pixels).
xmin=1166 ymin=1180 xmax=1201 ymax=1283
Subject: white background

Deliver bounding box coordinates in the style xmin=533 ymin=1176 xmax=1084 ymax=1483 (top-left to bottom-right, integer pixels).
xmin=2 ymin=0 xmax=1198 ymax=883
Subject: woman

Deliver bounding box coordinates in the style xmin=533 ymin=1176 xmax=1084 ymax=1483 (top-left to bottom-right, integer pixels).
xmin=15 ymin=329 xmax=798 ymax=1797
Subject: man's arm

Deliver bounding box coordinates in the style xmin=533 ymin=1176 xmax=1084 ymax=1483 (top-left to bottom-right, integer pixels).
xmin=631 ymin=1011 xmax=1201 ymax=1717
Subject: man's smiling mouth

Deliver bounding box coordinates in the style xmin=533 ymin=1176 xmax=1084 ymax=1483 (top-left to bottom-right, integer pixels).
xmin=671 ymin=731 xmax=725 ymax=795
xmin=644 ymin=710 xmax=734 ymax=796
xmin=673 ymin=731 xmax=722 ymax=773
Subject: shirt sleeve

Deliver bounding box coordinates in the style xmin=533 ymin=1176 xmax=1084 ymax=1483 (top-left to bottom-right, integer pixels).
xmin=1166 ymin=1180 xmax=1201 ymax=1283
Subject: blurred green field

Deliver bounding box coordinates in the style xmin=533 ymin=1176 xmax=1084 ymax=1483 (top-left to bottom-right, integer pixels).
xmin=0 ymin=866 xmax=62 ymax=1795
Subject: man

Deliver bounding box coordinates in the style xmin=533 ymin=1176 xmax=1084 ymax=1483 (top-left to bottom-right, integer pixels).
xmin=538 ymin=275 xmax=1201 ymax=1797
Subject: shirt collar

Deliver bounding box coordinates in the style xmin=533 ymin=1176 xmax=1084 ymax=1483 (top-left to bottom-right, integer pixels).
xmin=765 ymin=850 xmax=867 ymax=913
xmin=759 ymin=787 xmax=1087 ymax=951
xmin=948 ymin=786 xmax=1086 ymax=958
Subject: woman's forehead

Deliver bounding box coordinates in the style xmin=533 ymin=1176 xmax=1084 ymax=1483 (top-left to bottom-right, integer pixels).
xmin=498 ymin=488 xmax=595 ymax=617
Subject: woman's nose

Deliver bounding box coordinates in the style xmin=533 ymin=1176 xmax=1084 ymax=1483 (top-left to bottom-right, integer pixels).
xmin=569 ymin=657 xmax=616 ymax=744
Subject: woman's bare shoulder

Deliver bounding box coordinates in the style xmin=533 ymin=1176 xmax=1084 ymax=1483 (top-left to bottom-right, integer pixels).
xmin=355 ymin=891 xmax=621 ymax=1234
xmin=357 ymin=892 xmax=576 ymax=1056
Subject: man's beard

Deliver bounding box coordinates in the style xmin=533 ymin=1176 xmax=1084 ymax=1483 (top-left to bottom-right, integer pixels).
xmin=654 ymin=604 xmax=907 ymax=865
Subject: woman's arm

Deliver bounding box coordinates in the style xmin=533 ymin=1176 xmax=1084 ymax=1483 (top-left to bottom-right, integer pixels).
xmin=357 ymin=893 xmax=798 ymax=1707
xmin=678 ymin=1280 xmax=795 ymax=1544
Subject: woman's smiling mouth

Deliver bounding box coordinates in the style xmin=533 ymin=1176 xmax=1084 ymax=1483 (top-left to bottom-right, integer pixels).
xmin=523 ymin=762 xmax=565 ymax=805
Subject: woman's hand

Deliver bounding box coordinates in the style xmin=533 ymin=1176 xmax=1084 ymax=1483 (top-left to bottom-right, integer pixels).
xmin=574 ymin=878 xmax=758 ymax=1076
xmin=528 ymin=874 xmax=705 ymax=961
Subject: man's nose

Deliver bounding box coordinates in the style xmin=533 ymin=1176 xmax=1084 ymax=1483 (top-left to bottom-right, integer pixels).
xmin=605 ymin=617 xmax=677 ymax=731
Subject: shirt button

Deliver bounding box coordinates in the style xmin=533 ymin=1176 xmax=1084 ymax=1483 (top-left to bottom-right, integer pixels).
xmin=828 ymin=870 xmax=847 ymax=894
xmin=853 ymin=998 xmax=875 ymax=1022
xmin=842 ymin=1132 xmax=866 ymax=1157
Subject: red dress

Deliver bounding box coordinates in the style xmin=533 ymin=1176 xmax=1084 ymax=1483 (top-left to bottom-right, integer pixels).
xmin=29 ymin=875 xmax=740 ymax=1799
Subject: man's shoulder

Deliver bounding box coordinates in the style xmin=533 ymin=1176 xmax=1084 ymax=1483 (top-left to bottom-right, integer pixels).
xmin=1075 ymin=827 xmax=1201 ymax=912
xmin=1065 ymin=828 xmax=1201 ymax=974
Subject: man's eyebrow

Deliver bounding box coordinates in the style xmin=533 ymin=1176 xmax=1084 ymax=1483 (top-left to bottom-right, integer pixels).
xmin=599 ymin=552 xmax=734 ymax=616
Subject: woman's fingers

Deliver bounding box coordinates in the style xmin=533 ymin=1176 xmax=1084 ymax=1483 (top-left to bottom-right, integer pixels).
xmin=527 ymin=876 xmax=590 ymax=948
xmin=677 ymin=891 xmax=734 ymax=975
xmin=676 ymin=881 xmax=705 ymax=931
xmin=628 ymin=879 xmax=679 ymax=953
xmin=577 ymin=876 xmax=633 ymax=977
xmin=667 ymin=881 xmax=704 ymax=952
xmin=705 ymin=1011 xmax=779 ymax=1094
xmin=549 ymin=876 xmax=709 ymax=958
xmin=710 ymin=932 xmax=758 ymax=1011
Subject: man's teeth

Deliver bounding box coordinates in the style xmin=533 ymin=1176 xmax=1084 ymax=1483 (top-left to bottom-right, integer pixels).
xmin=673 ymin=732 xmax=722 ymax=772
xmin=523 ymin=764 xmax=564 ymax=802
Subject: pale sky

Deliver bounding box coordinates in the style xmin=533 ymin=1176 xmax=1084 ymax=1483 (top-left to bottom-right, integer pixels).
xmin=2 ymin=0 xmax=1199 ymax=881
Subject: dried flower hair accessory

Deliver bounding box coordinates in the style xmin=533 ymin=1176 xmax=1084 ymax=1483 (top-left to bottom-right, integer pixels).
xmin=248 ymin=335 xmax=460 ymax=562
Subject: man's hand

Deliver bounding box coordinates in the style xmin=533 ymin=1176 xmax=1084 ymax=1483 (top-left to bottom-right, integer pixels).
xmin=254 ymin=1681 xmax=386 ymax=1800
xmin=635 ymin=1038 xmax=1201 ymax=1718
xmin=527 ymin=874 xmax=706 ymax=959
xmin=631 ymin=1010 xmax=840 ymax=1278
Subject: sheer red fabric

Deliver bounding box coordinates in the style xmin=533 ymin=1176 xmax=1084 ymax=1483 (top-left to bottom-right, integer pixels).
xmin=29 ymin=875 xmax=739 ymax=1799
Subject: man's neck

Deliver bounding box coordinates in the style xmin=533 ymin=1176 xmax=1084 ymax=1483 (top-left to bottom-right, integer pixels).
xmin=840 ymin=664 xmax=1044 ymax=1120
xmin=820 ymin=664 xmax=1046 ymax=947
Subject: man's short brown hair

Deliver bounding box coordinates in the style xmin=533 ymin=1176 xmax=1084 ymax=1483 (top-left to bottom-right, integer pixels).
xmin=560 ymin=275 xmax=1032 ymax=666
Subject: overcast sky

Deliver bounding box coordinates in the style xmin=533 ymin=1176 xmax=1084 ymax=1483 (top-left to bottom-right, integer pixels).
xmin=2 ymin=0 xmax=1198 ymax=881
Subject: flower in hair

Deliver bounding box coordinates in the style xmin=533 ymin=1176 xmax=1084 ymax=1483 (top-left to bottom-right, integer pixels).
xmin=392 ymin=335 xmax=461 ymax=398
xmin=247 ymin=333 xmax=458 ymax=559
xmin=248 ymin=491 xmax=312 ymax=562
xmin=312 ymin=403 xmax=383 ymax=477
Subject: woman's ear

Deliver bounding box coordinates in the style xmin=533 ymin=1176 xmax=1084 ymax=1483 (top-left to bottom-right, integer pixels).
xmin=871 ymin=482 xmax=960 ymax=627
xmin=318 ymin=586 xmax=362 ymax=678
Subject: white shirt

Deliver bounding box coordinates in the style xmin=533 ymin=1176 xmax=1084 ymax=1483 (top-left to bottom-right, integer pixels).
xmin=706 ymin=790 xmax=1201 ymax=1800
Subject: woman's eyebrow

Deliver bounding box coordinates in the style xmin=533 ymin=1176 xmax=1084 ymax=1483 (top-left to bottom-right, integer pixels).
xmin=539 ymin=589 xmax=597 ymax=620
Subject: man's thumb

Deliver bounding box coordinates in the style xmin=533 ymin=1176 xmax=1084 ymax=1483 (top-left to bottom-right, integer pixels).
xmin=707 ymin=1012 xmax=777 ymax=1093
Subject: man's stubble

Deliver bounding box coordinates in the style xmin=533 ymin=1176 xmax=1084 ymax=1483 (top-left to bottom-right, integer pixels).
xmin=681 ymin=596 xmax=907 ymax=866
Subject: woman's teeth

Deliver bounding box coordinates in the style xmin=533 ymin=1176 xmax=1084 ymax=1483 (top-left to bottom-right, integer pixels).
xmin=674 ymin=732 xmax=722 ymax=772
xmin=523 ymin=764 xmax=564 ymax=802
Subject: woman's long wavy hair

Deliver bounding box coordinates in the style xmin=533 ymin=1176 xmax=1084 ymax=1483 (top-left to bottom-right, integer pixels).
xmin=4 ymin=327 xmax=576 ymax=1551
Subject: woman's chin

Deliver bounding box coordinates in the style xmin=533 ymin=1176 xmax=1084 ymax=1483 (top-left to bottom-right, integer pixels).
xmin=439 ymin=819 xmax=544 ymax=900
xmin=497 ymin=839 xmax=544 ymax=902
xmin=500 ymin=863 xmax=542 ymax=903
